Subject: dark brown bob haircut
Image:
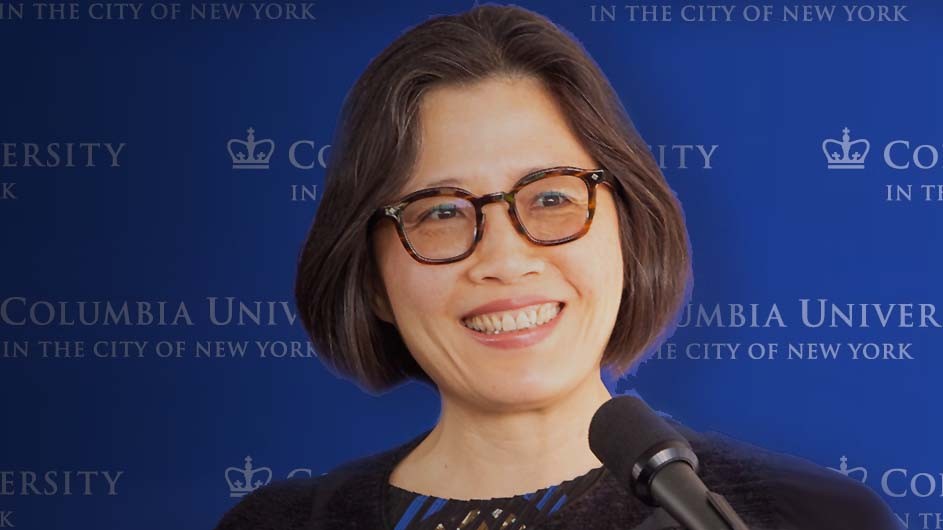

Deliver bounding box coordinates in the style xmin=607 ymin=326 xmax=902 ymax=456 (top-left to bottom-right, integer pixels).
xmin=295 ymin=4 xmax=692 ymax=394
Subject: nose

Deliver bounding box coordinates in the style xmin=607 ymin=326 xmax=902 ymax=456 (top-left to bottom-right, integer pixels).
xmin=465 ymin=201 xmax=545 ymax=284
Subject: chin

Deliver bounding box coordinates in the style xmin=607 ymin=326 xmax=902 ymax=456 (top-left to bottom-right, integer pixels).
xmin=474 ymin=368 xmax=591 ymax=410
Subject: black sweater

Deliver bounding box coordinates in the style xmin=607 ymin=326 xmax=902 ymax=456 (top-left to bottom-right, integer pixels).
xmin=214 ymin=418 xmax=902 ymax=530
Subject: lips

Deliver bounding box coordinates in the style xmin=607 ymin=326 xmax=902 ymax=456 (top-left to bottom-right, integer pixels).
xmin=461 ymin=295 xmax=565 ymax=320
xmin=462 ymin=301 xmax=563 ymax=334
xmin=461 ymin=301 xmax=565 ymax=349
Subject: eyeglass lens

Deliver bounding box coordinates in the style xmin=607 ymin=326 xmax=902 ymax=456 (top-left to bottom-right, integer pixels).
xmin=400 ymin=174 xmax=590 ymax=260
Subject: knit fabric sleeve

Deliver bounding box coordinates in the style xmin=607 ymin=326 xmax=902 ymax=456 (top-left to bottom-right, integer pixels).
xmin=212 ymin=476 xmax=322 ymax=530
xmin=698 ymin=429 xmax=903 ymax=530
xmin=757 ymin=447 xmax=903 ymax=530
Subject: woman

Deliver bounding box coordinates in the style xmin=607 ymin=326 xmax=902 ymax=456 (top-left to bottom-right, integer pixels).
xmin=215 ymin=5 xmax=900 ymax=530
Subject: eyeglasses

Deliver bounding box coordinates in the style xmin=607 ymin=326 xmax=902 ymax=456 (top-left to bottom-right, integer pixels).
xmin=368 ymin=166 xmax=615 ymax=264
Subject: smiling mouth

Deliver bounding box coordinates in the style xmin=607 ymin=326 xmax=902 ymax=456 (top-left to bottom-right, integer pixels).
xmin=460 ymin=302 xmax=564 ymax=335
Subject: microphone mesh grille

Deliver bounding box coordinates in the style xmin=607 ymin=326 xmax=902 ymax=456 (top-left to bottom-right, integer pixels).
xmin=588 ymin=395 xmax=691 ymax=484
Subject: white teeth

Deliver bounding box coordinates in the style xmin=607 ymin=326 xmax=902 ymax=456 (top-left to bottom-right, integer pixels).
xmin=515 ymin=312 xmax=529 ymax=329
xmin=461 ymin=302 xmax=562 ymax=334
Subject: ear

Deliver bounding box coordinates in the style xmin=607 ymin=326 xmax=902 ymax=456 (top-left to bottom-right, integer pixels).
xmin=366 ymin=264 xmax=396 ymax=325
xmin=370 ymin=287 xmax=396 ymax=325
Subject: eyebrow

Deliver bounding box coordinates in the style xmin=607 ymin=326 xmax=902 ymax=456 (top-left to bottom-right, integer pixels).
xmin=419 ymin=165 xmax=553 ymax=190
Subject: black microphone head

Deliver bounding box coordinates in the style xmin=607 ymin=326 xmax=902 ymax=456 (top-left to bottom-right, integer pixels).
xmin=589 ymin=395 xmax=698 ymax=504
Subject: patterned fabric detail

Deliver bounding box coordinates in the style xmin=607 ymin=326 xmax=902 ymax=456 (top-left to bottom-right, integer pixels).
xmin=387 ymin=466 xmax=605 ymax=530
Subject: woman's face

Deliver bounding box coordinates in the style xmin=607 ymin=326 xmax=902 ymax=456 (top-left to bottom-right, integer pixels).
xmin=371 ymin=75 xmax=624 ymax=411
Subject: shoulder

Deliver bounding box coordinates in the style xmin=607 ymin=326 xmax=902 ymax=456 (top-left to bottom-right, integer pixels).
xmin=213 ymin=475 xmax=323 ymax=530
xmin=213 ymin=460 xmax=377 ymax=530
xmin=668 ymin=419 xmax=902 ymax=530
xmin=213 ymin=438 xmax=420 ymax=530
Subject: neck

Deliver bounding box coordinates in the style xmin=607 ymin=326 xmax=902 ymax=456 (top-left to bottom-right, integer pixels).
xmin=389 ymin=371 xmax=613 ymax=500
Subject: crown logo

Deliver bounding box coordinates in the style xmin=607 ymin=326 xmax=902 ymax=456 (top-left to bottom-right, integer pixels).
xmin=827 ymin=455 xmax=868 ymax=483
xmin=822 ymin=127 xmax=870 ymax=169
xmin=225 ymin=456 xmax=273 ymax=497
xmin=228 ymin=127 xmax=275 ymax=169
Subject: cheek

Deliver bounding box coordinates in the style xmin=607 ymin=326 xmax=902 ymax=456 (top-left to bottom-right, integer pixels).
xmin=390 ymin=270 xmax=447 ymax=318
xmin=376 ymin=231 xmax=455 ymax=322
xmin=584 ymin=193 xmax=625 ymax=286
xmin=554 ymin=227 xmax=623 ymax=309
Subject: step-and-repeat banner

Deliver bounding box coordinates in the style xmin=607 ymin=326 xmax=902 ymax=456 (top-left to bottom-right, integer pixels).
xmin=1 ymin=1 xmax=939 ymax=528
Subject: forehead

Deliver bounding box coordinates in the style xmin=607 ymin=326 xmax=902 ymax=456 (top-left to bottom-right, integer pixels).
xmin=404 ymin=76 xmax=594 ymax=193
xmin=419 ymin=165 xmax=554 ymax=189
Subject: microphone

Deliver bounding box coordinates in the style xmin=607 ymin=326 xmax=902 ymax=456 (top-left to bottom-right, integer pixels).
xmin=588 ymin=395 xmax=750 ymax=530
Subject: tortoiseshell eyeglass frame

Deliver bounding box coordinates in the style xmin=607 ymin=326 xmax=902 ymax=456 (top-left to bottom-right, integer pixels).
xmin=367 ymin=166 xmax=616 ymax=265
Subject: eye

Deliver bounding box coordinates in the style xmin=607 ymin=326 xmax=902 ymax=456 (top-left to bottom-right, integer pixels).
xmin=420 ymin=202 xmax=463 ymax=222
xmin=533 ymin=191 xmax=573 ymax=208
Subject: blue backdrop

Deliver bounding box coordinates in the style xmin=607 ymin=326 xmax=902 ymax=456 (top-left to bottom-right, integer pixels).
xmin=1 ymin=1 xmax=940 ymax=528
